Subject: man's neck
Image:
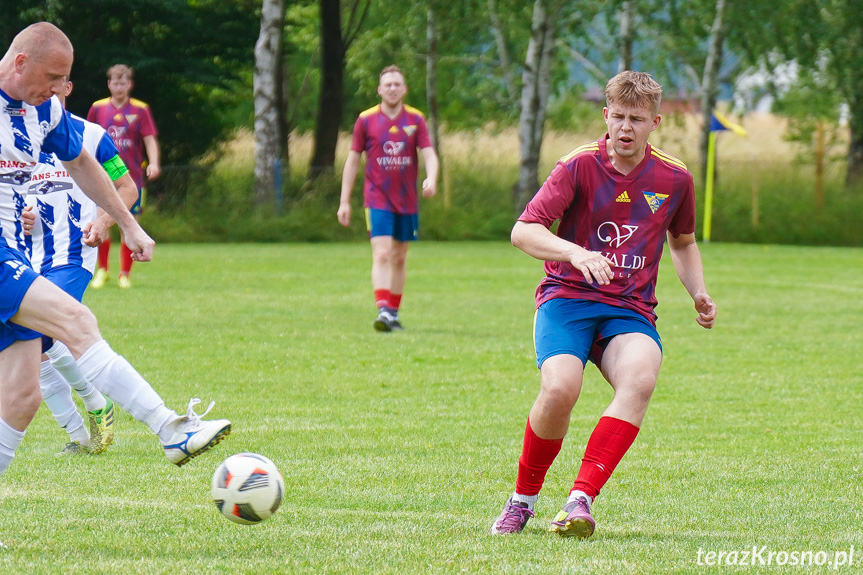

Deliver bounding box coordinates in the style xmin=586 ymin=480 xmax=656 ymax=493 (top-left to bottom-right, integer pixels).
xmin=380 ymin=101 xmax=403 ymax=119
xmin=605 ymin=138 xmax=646 ymax=176
xmin=110 ymin=95 xmax=130 ymax=108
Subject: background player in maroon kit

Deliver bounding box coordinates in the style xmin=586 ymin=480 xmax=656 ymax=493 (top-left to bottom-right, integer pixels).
xmin=491 ymin=71 xmax=717 ymax=538
xmin=338 ymin=65 xmax=439 ymax=332
xmin=87 ymin=64 xmax=161 ymax=289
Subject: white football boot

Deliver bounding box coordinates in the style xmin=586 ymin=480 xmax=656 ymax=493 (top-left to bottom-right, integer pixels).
xmin=161 ymin=398 xmax=231 ymax=466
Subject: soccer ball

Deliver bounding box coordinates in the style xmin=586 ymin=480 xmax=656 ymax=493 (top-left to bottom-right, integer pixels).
xmin=211 ymin=453 xmax=284 ymax=525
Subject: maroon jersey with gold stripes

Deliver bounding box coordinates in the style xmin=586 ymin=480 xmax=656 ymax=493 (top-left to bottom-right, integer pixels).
xmin=518 ymin=135 xmax=695 ymax=325
xmin=351 ymin=104 xmax=432 ymax=215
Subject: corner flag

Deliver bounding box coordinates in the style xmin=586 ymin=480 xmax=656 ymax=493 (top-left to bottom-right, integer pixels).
xmin=703 ymin=111 xmax=746 ymax=242
xmin=709 ymin=110 xmax=748 ymax=136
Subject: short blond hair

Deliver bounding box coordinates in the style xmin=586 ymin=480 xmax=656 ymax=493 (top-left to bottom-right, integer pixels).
xmin=604 ymin=71 xmax=662 ymax=115
xmin=379 ymin=65 xmax=404 ymax=81
xmin=107 ymin=64 xmax=133 ymax=81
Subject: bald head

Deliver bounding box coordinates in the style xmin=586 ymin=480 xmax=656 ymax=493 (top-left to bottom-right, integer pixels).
xmin=0 ymin=22 xmax=74 ymax=105
xmin=9 ymin=22 xmax=73 ymax=62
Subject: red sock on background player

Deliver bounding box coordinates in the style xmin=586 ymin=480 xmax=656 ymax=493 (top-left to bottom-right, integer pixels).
xmin=97 ymin=237 xmax=110 ymax=272
xmin=120 ymin=242 xmax=134 ymax=277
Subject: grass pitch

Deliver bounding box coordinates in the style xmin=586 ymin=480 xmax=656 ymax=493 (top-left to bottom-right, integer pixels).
xmin=0 ymin=241 xmax=861 ymax=574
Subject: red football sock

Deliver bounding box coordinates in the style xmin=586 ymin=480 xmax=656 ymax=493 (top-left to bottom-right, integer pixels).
xmin=514 ymin=418 xmax=563 ymax=496
xmin=388 ymin=293 xmax=402 ymax=312
xmin=570 ymin=416 xmax=640 ymax=499
xmin=120 ymin=242 xmax=133 ymax=275
xmin=374 ymin=289 xmax=390 ymax=310
xmin=97 ymin=238 xmax=111 ymax=270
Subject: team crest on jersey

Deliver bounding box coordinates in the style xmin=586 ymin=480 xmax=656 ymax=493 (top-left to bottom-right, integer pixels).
xmin=125 ymin=114 xmax=139 ymax=124
xmin=403 ymin=125 xmax=417 ymax=136
xmin=616 ymin=191 xmax=630 ymax=203
xmin=4 ymin=107 xmax=25 ymax=116
xmin=642 ymin=191 xmax=669 ymax=214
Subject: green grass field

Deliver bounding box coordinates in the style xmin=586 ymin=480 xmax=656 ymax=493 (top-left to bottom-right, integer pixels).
xmin=1 ymin=241 xmax=861 ymax=574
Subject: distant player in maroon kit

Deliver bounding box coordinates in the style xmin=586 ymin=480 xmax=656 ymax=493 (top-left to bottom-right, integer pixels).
xmin=490 ymin=71 xmax=717 ymax=538
xmin=87 ymin=64 xmax=161 ymax=289
xmin=338 ymin=65 xmax=439 ymax=332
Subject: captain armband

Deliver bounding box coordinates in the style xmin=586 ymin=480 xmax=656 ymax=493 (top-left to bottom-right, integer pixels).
xmin=102 ymin=154 xmax=130 ymax=181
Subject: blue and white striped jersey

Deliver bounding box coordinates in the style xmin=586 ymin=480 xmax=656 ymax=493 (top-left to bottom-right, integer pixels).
xmin=26 ymin=113 xmax=119 ymax=274
xmin=0 ymin=88 xmax=82 ymax=257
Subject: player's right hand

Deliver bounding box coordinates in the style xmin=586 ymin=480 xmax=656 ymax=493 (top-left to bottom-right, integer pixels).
xmin=337 ymin=202 xmax=351 ymax=227
xmin=571 ymin=248 xmax=614 ymax=286
xmin=121 ymin=223 xmax=155 ymax=262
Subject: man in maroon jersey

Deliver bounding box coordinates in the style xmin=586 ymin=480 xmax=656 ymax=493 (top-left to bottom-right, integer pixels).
xmin=491 ymin=71 xmax=717 ymax=538
xmin=338 ymin=65 xmax=439 ymax=332
xmin=87 ymin=64 xmax=161 ymax=289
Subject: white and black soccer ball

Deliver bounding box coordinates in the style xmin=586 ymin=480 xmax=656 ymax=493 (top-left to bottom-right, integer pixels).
xmin=211 ymin=453 xmax=284 ymax=525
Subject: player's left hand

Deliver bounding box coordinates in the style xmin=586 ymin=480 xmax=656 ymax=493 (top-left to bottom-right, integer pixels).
xmin=21 ymin=205 xmax=36 ymax=235
xmin=693 ymin=292 xmax=717 ymax=329
xmin=421 ymin=178 xmax=437 ymax=198
xmin=82 ymin=218 xmax=111 ymax=247
xmin=146 ymin=163 xmax=162 ymax=180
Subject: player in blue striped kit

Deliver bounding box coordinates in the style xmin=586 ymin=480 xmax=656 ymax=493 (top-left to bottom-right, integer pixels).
xmin=0 ymin=23 xmax=230 ymax=483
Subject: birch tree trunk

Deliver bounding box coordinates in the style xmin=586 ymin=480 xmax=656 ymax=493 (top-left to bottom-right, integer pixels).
xmin=618 ymin=0 xmax=635 ymax=73
xmin=488 ymin=0 xmax=519 ymax=105
xmin=426 ymin=5 xmax=450 ymax=208
xmin=426 ymin=6 xmax=441 ymax=155
xmin=845 ymin=83 xmax=863 ymax=186
xmin=254 ymin=0 xmax=285 ymax=206
xmin=515 ymin=0 xmax=556 ymax=212
xmin=699 ymin=0 xmax=727 ymax=186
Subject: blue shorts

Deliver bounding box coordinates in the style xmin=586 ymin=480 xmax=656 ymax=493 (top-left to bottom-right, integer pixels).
xmin=0 ymin=246 xmax=43 ymax=352
xmin=41 ymin=265 xmax=93 ymax=303
xmin=533 ymin=298 xmax=662 ymax=369
xmin=39 ymin=265 xmax=93 ymax=352
xmin=365 ymin=208 xmax=418 ymax=242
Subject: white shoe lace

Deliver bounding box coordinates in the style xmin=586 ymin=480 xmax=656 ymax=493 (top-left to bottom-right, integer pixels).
xmin=183 ymin=398 xmax=215 ymax=424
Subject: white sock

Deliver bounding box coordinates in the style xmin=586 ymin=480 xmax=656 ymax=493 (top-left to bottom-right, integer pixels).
xmin=47 ymin=342 xmax=106 ymax=412
xmin=76 ymin=340 xmax=175 ymax=435
xmin=40 ymin=361 xmax=89 ymax=446
xmin=0 ymin=418 xmax=25 ymax=477
xmin=512 ymin=492 xmax=539 ymax=510
xmin=567 ymin=490 xmax=593 ymax=506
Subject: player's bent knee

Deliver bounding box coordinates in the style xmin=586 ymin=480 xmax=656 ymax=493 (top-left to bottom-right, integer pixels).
xmin=539 ymin=379 xmax=581 ymax=410
xmin=10 ymin=385 xmax=42 ymax=418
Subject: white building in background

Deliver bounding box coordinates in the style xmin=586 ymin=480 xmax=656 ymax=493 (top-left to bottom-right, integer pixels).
xmin=732 ymin=58 xmax=799 ymax=114
xmin=733 ymin=56 xmax=848 ymax=125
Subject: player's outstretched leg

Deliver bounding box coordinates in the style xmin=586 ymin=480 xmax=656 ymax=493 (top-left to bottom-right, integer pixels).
xmin=549 ymin=493 xmax=595 ymax=538
xmin=75 ymin=340 xmax=230 ymax=466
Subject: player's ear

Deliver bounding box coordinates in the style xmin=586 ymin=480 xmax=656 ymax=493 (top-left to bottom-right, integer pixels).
xmin=65 ymin=81 xmax=73 ymax=97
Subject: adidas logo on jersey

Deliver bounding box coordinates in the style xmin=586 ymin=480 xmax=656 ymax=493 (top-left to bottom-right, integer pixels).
xmin=616 ymin=191 xmax=631 ymax=203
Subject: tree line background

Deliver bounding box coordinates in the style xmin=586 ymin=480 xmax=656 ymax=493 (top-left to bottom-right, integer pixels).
xmin=2 ymin=0 xmax=862 ymax=244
